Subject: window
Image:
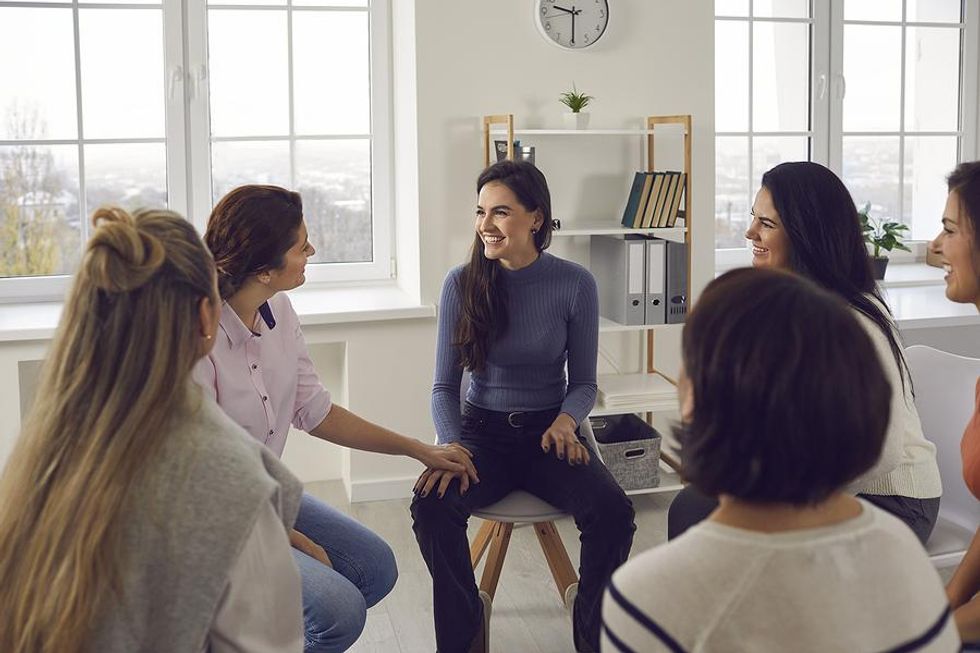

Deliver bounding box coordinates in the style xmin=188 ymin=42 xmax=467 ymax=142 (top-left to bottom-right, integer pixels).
xmin=0 ymin=0 xmax=391 ymax=297
xmin=0 ymin=2 xmax=168 ymax=282
xmin=715 ymin=0 xmax=979 ymax=252
xmin=715 ymin=0 xmax=814 ymax=249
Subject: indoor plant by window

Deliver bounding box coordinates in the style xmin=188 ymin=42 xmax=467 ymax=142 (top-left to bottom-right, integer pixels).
xmin=858 ymin=202 xmax=910 ymax=280
xmin=559 ymin=84 xmax=594 ymax=130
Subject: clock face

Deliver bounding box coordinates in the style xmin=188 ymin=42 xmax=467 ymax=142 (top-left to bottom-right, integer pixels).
xmin=535 ymin=0 xmax=609 ymax=50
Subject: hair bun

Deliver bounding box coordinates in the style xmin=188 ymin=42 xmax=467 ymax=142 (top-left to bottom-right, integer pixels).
xmin=86 ymin=206 xmax=166 ymax=293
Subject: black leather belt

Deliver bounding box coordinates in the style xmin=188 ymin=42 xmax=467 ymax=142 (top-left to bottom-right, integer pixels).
xmin=463 ymin=402 xmax=561 ymax=429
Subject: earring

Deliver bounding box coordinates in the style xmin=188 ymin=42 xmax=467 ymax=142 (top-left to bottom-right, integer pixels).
xmin=531 ymin=228 xmax=538 ymax=234
xmin=204 ymin=334 xmax=212 ymax=340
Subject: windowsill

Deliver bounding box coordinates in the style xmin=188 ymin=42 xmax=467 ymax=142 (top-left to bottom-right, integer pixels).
xmin=714 ymin=259 xmax=978 ymax=330
xmin=0 ymin=283 xmax=435 ymax=344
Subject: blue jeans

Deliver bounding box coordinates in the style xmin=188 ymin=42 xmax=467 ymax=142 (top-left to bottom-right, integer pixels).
xmin=293 ymin=492 xmax=398 ymax=653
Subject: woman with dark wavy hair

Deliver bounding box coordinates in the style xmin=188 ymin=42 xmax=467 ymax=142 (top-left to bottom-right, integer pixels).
xmin=196 ymin=184 xmax=477 ymax=653
xmin=668 ymin=161 xmax=942 ymax=545
xmin=411 ymin=160 xmax=635 ymax=653
xmin=929 ymin=160 xmax=980 ymax=642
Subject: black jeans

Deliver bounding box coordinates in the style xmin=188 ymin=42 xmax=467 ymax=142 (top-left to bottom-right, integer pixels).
xmin=667 ymin=485 xmax=941 ymax=544
xmin=411 ymin=403 xmax=636 ymax=653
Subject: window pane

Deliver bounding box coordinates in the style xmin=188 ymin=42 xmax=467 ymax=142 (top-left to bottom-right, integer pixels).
xmin=211 ymin=140 xmax=290 ymax=204
xmin=843 ymin=137 xmax=900 ymax=225
xmin=0 ymin=8 xmax=77 ymax=140
xmin=715 ymin=21 xmax=749 ymax=132
xmin=715 ymin=0 xmax=748 ymax=17
xmin=843 ymin=25 xmax=902 ymax=131
xmin=753 ymin=0 xmax=809 ymax=19
xmin=84 ymin=143 xmax=167 ymax=215
xmin=844 ymin=0 xmax=902 ymax=22
xmin=0 ymin=144 xmax=80 ymax=278
xmin=208 ymin=11 xmax=289 ymax=137
xmin=294 ymin=0 xmax=367 ymax=8
xmin=209 ymin=0 xmax=284 ymax=7
xmin=906 ymin=0 xmax=961 ymax=23
xmin=753 ymin=22 xmax=809 ymax=131
xmin=752 ymin=136 xmax=809 ymax=186
xmin=904 ymin=136 xmax=957 ymax=240
xmin=293 ymin=11 xmax=370 ymax=135
xmin=79 ymin=9 xmax=165 ymax=140
xmin=715 ymin=136 xmax=750 ymax=249
xmin=905 ymin=27 xmax=960 ymax=131
xmin=295 ymin=139 xmax=371 ymax=264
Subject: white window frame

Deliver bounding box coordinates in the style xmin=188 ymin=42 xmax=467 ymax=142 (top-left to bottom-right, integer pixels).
xmin=715 ymin=0 xmax=980 ymax=264
xmin=0 ymin=0 xmax=393 ymax=302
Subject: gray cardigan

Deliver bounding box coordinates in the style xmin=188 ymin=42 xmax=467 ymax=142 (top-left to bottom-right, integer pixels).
xmin=88 ymin=392 xmax=302 ymax=653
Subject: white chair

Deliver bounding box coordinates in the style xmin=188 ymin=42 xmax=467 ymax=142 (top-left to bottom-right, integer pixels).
xmin=468 ymin=416 xmax=602 ymax=602
xmin=906 ymin=345 xmax=980 ymax=568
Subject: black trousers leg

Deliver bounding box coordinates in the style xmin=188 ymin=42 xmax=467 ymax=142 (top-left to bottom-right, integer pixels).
xmin=410 ymin=445 xmax=516 ymax=653
xmin=667 ymin=485 xmax=719 ymax=540
xmin=521 ymin=441 xmax=636 ymax=653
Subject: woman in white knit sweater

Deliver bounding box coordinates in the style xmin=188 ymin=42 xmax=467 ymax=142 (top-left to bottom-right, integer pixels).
xmin=602 ymin=268 xmax=957 ymax=653
xmin=668 ymin=161 xmax=941 ymax=544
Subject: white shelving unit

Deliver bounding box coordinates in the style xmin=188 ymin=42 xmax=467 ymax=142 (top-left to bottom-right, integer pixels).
xmin=482 ymin=113 xmax=692 ymax=496
xmin=552 ymin=223 xmax=687 ymax=239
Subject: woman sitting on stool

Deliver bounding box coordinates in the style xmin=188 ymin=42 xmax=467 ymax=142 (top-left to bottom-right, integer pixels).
xmin=411 ymin=160 xmax=635 ymax=653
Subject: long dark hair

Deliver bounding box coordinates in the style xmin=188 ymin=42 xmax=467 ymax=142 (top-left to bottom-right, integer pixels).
xmin=948 ymin=161 xmax=980 ymax=253
xmin=456 ymin=160 xmax=554 ymax=372
xmin=205 ymin=184 xmax=304 ymax=299
xmin=761 ymin=161 xmax=911 ymax=389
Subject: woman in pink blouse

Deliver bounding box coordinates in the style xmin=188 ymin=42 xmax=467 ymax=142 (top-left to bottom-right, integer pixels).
xmin=195 ymin=185 xmax=477 ymax=653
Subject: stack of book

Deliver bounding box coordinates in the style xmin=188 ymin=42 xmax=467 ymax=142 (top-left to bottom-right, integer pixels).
xmin=620 ymin=170 xmax=687 ymax=229
xmin=597 ymin=372 xmax=677 ymax=409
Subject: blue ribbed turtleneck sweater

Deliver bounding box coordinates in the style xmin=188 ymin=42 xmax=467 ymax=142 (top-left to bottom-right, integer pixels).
xmin=431 ymin=252 xmax=599 ymax=444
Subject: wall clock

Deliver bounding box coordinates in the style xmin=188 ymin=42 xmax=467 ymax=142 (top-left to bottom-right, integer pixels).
xmin=535 ymin=0 xmax=609 ymax=50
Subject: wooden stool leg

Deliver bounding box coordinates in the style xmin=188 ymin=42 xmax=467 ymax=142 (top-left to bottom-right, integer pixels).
xmin=533 ymin=521 xmax=578 ymax=599
xmin=470 ymin=519 xmax=496 ymax=568
xmin=479 ymin=521 xmax=513 ymax=601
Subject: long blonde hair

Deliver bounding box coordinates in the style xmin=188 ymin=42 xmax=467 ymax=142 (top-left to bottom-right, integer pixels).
xmin=0 ymin=207 xmax=217 ymax=653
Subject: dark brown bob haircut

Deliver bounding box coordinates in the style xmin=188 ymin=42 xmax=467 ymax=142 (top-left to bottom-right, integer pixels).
xmin=678 ymin=267 xmax=891 ymax=505
xmin=205 ymin=184 xmax=303 ymax=299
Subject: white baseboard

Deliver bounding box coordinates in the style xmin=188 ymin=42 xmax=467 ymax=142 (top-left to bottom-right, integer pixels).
xmin=349 ymin=475 xmax=417 ymax=503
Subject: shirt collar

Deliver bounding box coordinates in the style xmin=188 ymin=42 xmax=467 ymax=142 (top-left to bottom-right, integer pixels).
xmin=219 ymin=300 xmax=277 ymax=348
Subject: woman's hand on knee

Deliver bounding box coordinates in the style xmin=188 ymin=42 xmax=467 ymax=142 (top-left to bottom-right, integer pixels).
xmin=416 ymin=442 xmax=479 ymax=486
xmin=414 ymin=468 xmax=469 ymax=498
xmin=541 ymin=413 xmax=591 ymax=466
xmin=289 ymin=528 xmax=333 ymax=568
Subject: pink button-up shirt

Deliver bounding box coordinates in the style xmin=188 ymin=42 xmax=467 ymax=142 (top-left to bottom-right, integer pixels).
xmin=194 ymin=293 xmax=332 ymax=458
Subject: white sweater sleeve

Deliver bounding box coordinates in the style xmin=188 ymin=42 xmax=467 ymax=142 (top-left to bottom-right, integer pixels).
xmin=848 ymin=309 xmax=909 ymax=491
xmin=205 ymin=500 xmax=304 ymax=653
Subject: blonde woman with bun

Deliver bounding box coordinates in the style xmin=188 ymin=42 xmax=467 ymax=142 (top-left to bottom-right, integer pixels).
xmin=0 ymin=207 xmax=304 ymax=653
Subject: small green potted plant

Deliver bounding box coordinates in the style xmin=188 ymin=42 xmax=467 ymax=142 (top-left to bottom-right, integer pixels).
xmin=559 ymin=84 xmax=594 ymax=130
xmin=858 ymin=202 xmax=911 ymax=280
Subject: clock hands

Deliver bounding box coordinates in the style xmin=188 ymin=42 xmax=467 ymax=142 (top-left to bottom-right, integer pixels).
xmin=549 ymin=4 xmax=582 ymax=45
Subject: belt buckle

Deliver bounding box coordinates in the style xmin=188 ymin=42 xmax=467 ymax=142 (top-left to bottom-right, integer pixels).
xmin=507 ymin=411 xmax=524 ymax=428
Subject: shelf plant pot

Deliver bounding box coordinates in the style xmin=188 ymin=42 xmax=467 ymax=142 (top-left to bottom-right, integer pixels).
xmin=871 ymin=256 xmax=889 ymax=280
xmin=562 ymin=111 xmax=591 ymax=130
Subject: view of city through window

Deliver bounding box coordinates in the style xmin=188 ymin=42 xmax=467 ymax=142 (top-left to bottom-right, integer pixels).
xmin=0 ymin=1 xmax=374 ymax=280
xmin=715 ymin=0 xmax=965 ymax=250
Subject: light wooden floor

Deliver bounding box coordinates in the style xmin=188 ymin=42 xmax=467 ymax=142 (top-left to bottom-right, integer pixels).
xmin=305 ymin=480 xmax=676 ymax=653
